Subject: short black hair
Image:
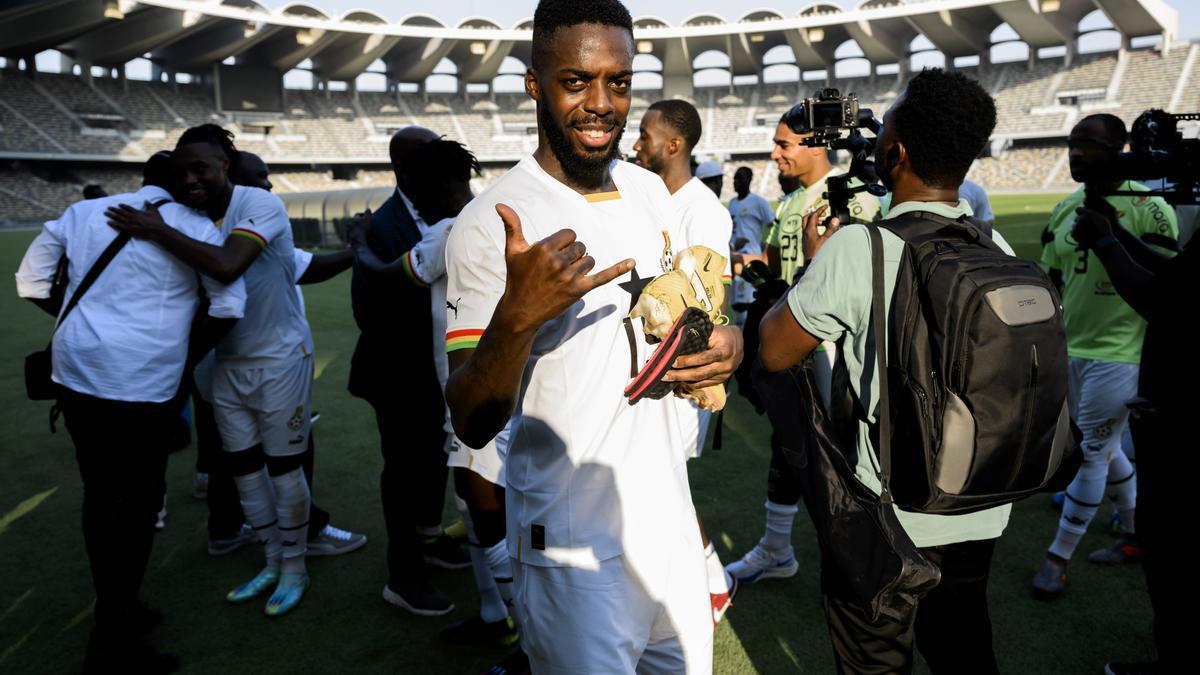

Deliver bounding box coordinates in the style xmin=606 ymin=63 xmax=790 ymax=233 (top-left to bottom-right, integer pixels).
xmin=734 ymin=166 xmax=752 ymax=180
xmin=1077 ymin=113 xmax=1128 ymax=148
xmin=176 ymin=123 xmax=239 ymax=165
xmin=143 ymin=151 xmax=173 ymax=189
xmin=647 ymin=99 xmax=702 ymax=151
xmin=531 ymin=0 xmax=633 ymax=71
xmin=402 ymin=139 xmax=481 ymax=195
xmin=81 ymin=184 xmax=106 ymax=199
xmin=891 ymin=68 xmax=996 ymax=189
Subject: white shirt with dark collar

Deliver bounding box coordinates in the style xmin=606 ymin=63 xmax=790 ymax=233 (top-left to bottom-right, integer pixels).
xmin=16 ymin=185 xmax=246 ymax=403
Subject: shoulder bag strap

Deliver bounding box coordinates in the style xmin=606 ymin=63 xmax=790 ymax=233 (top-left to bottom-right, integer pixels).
xmin=52 ymin=231 xmax=130 ymax=334
xmin=866 ymin=222 xmax=893 ymax=505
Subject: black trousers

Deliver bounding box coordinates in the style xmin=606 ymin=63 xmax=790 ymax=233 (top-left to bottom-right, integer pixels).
xmin=61 ymin=390 xmax=175 ymax=639
xmin=194 ymin=393 xmax=330 ymax=540
xmin=1130 ymin=411 xmax=1187 ymax=669
xmin=766 ymin=430 xmax=805 ymax=505
xmin=370 ymin=395 xmax=449 ymax=582
xmin=822 ymin=537 xmax=999 ymax=675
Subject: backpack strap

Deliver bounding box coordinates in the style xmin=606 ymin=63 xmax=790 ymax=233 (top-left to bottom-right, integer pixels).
xmin=881 ymin=210 xmax=1002 ymax=254
xmin=865 ymin=222 xmax=893 ymax=505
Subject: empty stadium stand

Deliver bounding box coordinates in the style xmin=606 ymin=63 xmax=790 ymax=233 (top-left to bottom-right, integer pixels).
xmin=2 ymin=38 xmax=1196 ymax=225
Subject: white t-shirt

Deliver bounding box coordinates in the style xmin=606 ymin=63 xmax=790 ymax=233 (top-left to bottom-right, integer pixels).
xmin=667 ymin=177 xmax=734 ymax=458
xmin=16 ymin=186 xmax=246 ymax=402
xmin=727 ymin=192 xmax=774 ymax=254
xmin=444 ymin=157 xmax=701 ymax=567
xmin=214 ymin=185 xmax=313 ymax=366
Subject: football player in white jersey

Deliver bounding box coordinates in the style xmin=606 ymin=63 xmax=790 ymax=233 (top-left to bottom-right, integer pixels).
xmin=633 ymin=98 xmax=739 ymax=625
xmin=106 ymin=125 xmax=324 ymax=616
xmin=228 ymin=151 xmax=368 ymax=557
xmin=443 ymin=1 xmax=743 ymax=671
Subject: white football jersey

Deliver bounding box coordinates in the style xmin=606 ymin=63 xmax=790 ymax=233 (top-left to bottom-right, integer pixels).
xmin=665 ymin=177 xmax=734 ymax=459
xmin=214 ymin=185 xmax=313 ymax=365
xmin=445 ymin=157 xmax=702 ymax=567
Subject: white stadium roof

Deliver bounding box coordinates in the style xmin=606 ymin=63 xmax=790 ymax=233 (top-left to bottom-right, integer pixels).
xmin=0 ymin=0 xmax=1180 ymax=88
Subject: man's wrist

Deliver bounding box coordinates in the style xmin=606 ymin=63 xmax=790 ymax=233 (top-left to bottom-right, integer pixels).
xmin=490 ymin=297 xmax=540 ymax=341
xmin=147 ymin=220 xmax=171 ymax=243
xmin=1092 ymin=234 xmax=1119 ymax=251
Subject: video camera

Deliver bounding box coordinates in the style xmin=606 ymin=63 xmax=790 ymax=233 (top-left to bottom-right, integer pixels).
xmin=1106 ymin=109 xmax=1200 ymax=206
xmin=783 ymin=89 xmax=887 ymax=223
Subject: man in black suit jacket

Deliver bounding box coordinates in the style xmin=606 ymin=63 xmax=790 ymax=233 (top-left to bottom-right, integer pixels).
xmin=349 ymin=127 xmax=468 ymax=616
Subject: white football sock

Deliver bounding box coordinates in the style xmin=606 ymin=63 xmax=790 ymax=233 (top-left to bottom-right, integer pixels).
xmin=484 ymin=540 xmax=517 ymax=626
xmin=456 ymin=497 xmax=508 ymax=624
xmin=270 ymin=466 xmax=311 ymax=575
xmin=233 ymin=466 xmax=282 ymax=565
xmin=1107 ymin=456 xmax=1137 ymax=536
xmin=762 ymin=500 xmax=798 ymax=557
xmin=1050 ymin=442 xmax=1110 ymax=560
xmin=704 ymin=542 xmax=730 ymax=595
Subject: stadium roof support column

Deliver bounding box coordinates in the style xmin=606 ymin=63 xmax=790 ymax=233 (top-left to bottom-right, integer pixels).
xmin=311 ymin=11 xmax=399 ymax=84
xmin=661 ymin=40 xmax=694 ymax=101
xmin=904 ymin=7 xmax=995 ymax=68
xmin=382 ymin=24 xmax=456 ymax=91
xmin=61 ymin=5 xmax=214 ymax=68
xmin=1092 ymin=0 xmax=1179 ymax=51
xmin=0 ymin=0 xmax=120 ymax=62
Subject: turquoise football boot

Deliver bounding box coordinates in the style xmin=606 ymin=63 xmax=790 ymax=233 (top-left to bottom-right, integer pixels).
xmin=227 ymin=566 xmax=280 ymax=604
xmin=265 ymin=572 xmax=310 ymax=617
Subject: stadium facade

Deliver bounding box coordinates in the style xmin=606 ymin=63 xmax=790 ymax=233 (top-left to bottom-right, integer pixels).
xmin=0 ymin=0 xmax=1190 ymax=229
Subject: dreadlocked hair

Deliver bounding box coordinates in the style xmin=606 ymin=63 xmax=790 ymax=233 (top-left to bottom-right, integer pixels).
xmin=402 ymin=139 xmax=482 ymax=195
xmin=176 ymin=123 xmax=240 ymax=165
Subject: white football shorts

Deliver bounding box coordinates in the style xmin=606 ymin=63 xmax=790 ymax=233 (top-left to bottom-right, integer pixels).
xmin=445 ymin=423 xmax=510 ymax=486
xmin=514 ymin=532 xmax=712 ymax=674
xmin=211 ymin=354 xmax=313 ymax=457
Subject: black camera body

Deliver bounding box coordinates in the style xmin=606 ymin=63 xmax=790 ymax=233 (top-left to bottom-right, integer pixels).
xmin=1108 ymin=109 xmax=1200 ymax=205
xmin=784 ymin=89 xmax=864 ymax=146
xmin=783 ymin=88 xmax=887 ymax=224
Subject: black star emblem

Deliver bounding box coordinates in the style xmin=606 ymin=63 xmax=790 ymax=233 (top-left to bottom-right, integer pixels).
xmin=619 ymin=268 xmax=653 ymax=313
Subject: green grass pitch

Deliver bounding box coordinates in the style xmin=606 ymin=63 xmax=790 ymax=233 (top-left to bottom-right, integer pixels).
xmin=0 ymin=192 xmax=1156 ymax=673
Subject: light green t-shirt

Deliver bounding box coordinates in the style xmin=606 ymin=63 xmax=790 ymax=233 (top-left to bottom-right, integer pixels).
xmin=786 ymin=199 xmax=1012 ymax=548
xmin=764 ymin=186 xmax=802 ymax=258
xmin=1041 ymin=182 xmax=1178 ymax=364
xmin=767 ymin=168 xmax=882 ymax=284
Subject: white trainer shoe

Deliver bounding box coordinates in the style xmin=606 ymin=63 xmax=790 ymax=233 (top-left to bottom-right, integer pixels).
xmin=307 ymin=524 xmax=367 ymax=556
xmin=724 ymin=542 xmax=799 ymax=584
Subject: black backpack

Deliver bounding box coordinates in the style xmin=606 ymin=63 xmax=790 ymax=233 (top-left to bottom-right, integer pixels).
xmin=867 ymin=211 xmax=1073 ymax=515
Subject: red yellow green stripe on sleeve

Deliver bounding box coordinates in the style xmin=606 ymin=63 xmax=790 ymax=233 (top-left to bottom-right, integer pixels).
xmin=230 ymin=228 xmax=267 ymax=248
xmin=722 ymin=274 xmax=733 ymax=285
xmin=400 ymin=250 xmax=428 ymax=287
xmin=446 ymin=329 xmax=484 ymax=352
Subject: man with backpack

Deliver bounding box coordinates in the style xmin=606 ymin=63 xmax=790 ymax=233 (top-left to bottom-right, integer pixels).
xmin=758 ymin=69 xmax=1047 ymax=673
